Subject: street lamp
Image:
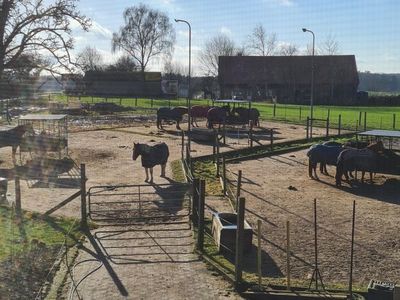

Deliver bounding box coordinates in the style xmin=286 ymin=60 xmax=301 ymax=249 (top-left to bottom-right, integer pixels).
xmin=302 ymin=28 xmax=315 ymax=138
xmin=175 ymin=18 xmax=192 ymax=151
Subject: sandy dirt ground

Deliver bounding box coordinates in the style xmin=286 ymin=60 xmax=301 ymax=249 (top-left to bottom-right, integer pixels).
xmin=227 ymin=150 xmax=400 ymax=287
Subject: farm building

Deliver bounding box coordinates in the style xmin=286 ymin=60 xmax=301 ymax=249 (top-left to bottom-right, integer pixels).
xmin=218 ymin=55 xmax=360 ymax=105
xmin=83 ymin=71 xmax=162 ymax=97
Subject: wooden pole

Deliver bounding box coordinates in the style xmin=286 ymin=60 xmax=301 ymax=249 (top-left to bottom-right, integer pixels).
xmin=235 ymin=197 xmax=245 ymax=288
xmin=338 ymin=114 xmax=342 ymax=136
xmin=135 ymin=97 xmax=138 ymax=106
xmin=192 ymin=178 xmax=200 ymax=225
xmin=236 ymin=170 xmax=242 ymax=212
xmin=364 ymin=112 xmax=367 ymax=131
xmin=80 ymin=164 xmax=87 ymax=228
xmin=358 ymin=111 xmax=362 ymax=126
xmin=299 ymin=106 xmax=302 ymax=120
xmin=216 ymin=137 xmax=220 ymax=177
xmin=393 ymin=114 xmax=396 ymax=129
xmin=222 ymin=157 xmax=227 ymax=195
xmin=249 ymin=124 xmax=253 ymax=147
xmin=286 ymin=220 xmax=291 ymax=290
xmin=306 ymin=117 xmax=310 ymax=140
xmin=349 ymin=200 xmax=356 ymax=299
xmin=197 ymin=179 xmax=205 ymax=251
xmin=15 ymin=176 xmax=21 ymax=216
xmin=270 ymin=129 xmax=274 ymax=151
xmin=213 ymin=132 xmax=216 ymax=163
xmin=181 ymin=131 xmax=185 ymax=160
xmin=326 ymin=117 xmax=329 ymax=137
xmin=257 ymin=219 xmax=262 ymax=290
xmin=273 ymin=103 xmax=276 ymax=117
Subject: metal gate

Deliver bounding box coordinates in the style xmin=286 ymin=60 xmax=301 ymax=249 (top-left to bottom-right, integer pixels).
xmin=88 ymin=183 xmax=192 ymax=224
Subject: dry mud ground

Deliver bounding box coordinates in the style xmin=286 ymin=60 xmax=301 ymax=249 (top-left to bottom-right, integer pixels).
xmin=228 ymin=150 xmax=400 ymax=287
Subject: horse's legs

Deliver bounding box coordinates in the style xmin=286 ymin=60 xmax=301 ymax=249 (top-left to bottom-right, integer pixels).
xmin=145 ymin=168 xmax=149 ymax=182
xmin=149 ymin=168 xmax=154 ymax=183
xmin=176 ymin=121 xmax=181 ymax=130
xmin=160 ymin=164 xmax=166 ymax=177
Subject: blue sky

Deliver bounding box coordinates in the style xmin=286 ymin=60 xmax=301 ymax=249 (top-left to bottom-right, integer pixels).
xmin=72 ymin=0 xmax=400 ymax=74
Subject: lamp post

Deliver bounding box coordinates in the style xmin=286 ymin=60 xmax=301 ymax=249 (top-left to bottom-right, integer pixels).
xmin=175 ymin=18 xmax=192 ymax=151
xmin=302 ymin=28 xmax=315 ymax=138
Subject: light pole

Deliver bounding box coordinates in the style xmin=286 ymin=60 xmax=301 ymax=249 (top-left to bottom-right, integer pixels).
xmin=175 ymin=18 xmax=192 ymax=151
xmin=302 ymin=28 xmax=315 ymax=138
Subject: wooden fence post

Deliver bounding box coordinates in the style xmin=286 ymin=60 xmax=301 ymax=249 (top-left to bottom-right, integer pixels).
xmin=358 ymin=111 xmax=362 ymax=126
xmin=151 ymin=98 xmax=153 ymax=108
xmin=306 ymin=117 xmax=310 ymax=140
xmin=213 ymin=132 xmax=216 ymax=163
xmin=257 ymin=219 xmax=262 ymax=289
xmin=80 ymin=164 xmax=87 ymax=228
xmin=299 ymin=106 xmax=302 ymax=120
xmin=338 ymin=114 xmax=342 ymax=136
xmin=236 ymin=170 xmax=242 ymax=212
xmin=181 ymin=131 xmax=185 ymax=160
xmin=249 ymin=125 xmax=253 ymax=148
xmin=364 ymin=112 xmax=367 ymax=131
xmin=235 ymin=197 xmax=245 ymax=288
xmin=222 ymin=157 xmax=227 ymax=195
xmin=270 ymin=129 xmax=274 ymax=151
xmin=349 ymin=201 xmax=356 ymax=299
xmin=393 ymin=114 xmax=396 ymax=130
xmin=216 ymin=137 xmax=220 ymax=177
xmin=197 ymin=179 xmax=205 ymax=251
xmin=273 ymin=103 xmax=276 ymax=117
xmin=192 ymin=178 xmax=200 ymax=225
xmin=15 ymin=176 xmax=21 ymax=216
xmin=326 ymin=117 xmax=330 ymax=137
xmin=286 ymin=220 xmax=291 ymax=290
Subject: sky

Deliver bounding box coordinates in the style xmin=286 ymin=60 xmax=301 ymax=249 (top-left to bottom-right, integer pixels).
xmin=70 ymin=0 xmax=400 ymax=74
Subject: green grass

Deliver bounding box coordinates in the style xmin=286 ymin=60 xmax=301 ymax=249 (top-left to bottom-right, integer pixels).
xmin=0 ymin=205 xmax=82 ymax=261
xmin=47 ymin=93 xmax=400 ymax=131
xmin=193 ymin=160 xmax=222 ymax=196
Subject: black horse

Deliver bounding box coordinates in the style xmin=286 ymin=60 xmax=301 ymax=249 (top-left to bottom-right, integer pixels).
xmin=132 ymin=142 xmax=169 ymax=183
xmin=0 ymin=124 xmax=32 ymax=165
xmin=156 ymin=107 xmax=188 ymax=130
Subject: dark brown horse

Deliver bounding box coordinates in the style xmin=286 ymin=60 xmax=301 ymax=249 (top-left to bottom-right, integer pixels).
xmin=232 ymin=107 xmax=260 ymax=127
xmin=0 ymin=124 xmax=32 ymax=165
xmin=335 ymin=141 xmax=385 ymax=186
xmin=190 ymin=105 xmax=211 ymax=127
xmin=206 ymin=106 xmax=230 ymax=129
xmin=132 ymin=142 xmax=169 ymax=183
xmin=157 ymin=106 xmax=188 ymax=130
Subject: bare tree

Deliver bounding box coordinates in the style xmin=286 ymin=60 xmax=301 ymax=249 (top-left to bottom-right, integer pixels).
xmin=163 ymin=60 xmax=186 ymax=77
xmin=319 ymin=33 xmax=339 ymax=55
xmin=0 ymin=0 xmax=91 ymax=78
xmin=77 ymin=46 xmax=103 ymax=72
xmin=112 ymin=3 xmax=175 ymax=78
xmin=279 ymin=44 xmax=299 ymax=56
xmin=247 ymin=24 xmax=277 ymax=56
xmin=198 ymin=34 xmax=235 ymax=77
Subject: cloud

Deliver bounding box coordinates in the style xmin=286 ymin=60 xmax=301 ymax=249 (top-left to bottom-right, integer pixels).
xmin=220 ymin=26 xmax=232 ymax=36
xmin=263 ymin=0 xmax=295 ymax=6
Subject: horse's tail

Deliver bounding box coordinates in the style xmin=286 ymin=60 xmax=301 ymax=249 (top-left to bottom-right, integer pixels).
xmin=335 ymin=150 xmax=347 ymax=186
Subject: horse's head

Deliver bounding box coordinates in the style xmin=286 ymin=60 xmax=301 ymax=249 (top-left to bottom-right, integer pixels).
xmin=132 ymin=143 xmax=141 ymax=160
xmin=367 ymin=140 xmax=384 ymax=153
xmin=17 ymin=123 xmax=34 ymax=136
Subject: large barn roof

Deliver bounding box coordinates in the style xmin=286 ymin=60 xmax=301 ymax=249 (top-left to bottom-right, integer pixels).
xmin=218 ymin=55 xmax=359 ymax=86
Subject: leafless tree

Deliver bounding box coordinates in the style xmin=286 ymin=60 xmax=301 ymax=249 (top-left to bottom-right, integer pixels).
xmin=319 ymin=33 xmax=339 ymax=55
xmin=198 ymin=34 xmax=235 ymax=77
xmin=247 ymin=24 xmax=277 ymax=56
xmin=279 ymin=44 xmax=299 ymax=56
xmin=111 ymin=3 xmax=175 ymax=78
xmin=0 ymin=0 xmax=91 ymax=78
xmin=77 ymin=46 xmax=103 ymax=72
xmin=163 ymin=60 xmax=186 ymax=77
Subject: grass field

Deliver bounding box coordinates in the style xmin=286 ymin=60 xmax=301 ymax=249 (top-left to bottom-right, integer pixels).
xmin=50 ymin=94 xmax=400 ymax=131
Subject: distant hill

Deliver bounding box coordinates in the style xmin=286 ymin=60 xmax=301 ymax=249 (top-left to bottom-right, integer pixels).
xmin=358 ymin=72 xmax=400 ymax=93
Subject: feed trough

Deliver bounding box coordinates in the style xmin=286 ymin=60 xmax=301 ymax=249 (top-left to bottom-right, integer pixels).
xmin=190 ymin=128 xmax=216 ymax=143
xmin=211 ymin=212 xmax=253 ymax=253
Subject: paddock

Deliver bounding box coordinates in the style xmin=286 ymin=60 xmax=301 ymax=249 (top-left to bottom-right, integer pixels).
xmin=227 ymin=148 xmax=400 ymax=286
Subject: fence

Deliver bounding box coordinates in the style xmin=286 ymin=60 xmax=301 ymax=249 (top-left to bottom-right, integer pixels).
xmin=218 ymin=166 xmax=360 ymax=297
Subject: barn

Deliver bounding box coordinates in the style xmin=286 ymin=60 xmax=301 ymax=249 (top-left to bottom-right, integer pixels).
xmin=218 ymin=55 xmax=359 ymax=105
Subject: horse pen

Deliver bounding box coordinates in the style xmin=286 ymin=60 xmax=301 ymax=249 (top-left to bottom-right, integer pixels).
xmin=1 ymin=100 xmax=400 ymax=299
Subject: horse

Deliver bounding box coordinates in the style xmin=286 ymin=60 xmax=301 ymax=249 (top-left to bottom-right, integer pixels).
xmin=206 ymin=106 xmax=230 ymax=129
xmin=190 ymin=105 xmax=211 ymax=127
xmin=132 ymin=142 xmax=169 ymax=183
xmin=231 ymin=107 xmax=260 ymax=127
xmin=335 ymin=141 xmax=385 ymax=186
xmin=156 ymin=106 xmax=188 ymax=130
xmin=307 ymin=144 xmax=344 ymax=179
xmin=317 ymin=141 xmax=344 ymax=174
xmin=0 ymin=124 xmax=32 ymax=165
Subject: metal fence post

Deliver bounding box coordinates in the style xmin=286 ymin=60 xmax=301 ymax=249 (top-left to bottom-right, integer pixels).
xmin=192 ymin=178 xmax=200 ymax=225
xmin=286 ymin=220 xmax=291 ymax=290
xmin=197 ymin=179 xmax=205 ymax=251
xmin=235 ymin=197 xmax=245 ymax=289
xmin=257 ymin=219 xmax=262 ymax=289
xmin=349 ymin=200 xmax=356 ymax=299
xmin=80 ymin=164 xmax=87 ymax=228
xmin=216 ymin=137 xmax=220 ymax=177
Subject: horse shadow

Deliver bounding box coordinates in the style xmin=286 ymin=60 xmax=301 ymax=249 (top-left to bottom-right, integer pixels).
xmin=338 ymin=177 xmax=400 ymax=205
xmin=150 ymin=180 xmax=189 ymax=215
